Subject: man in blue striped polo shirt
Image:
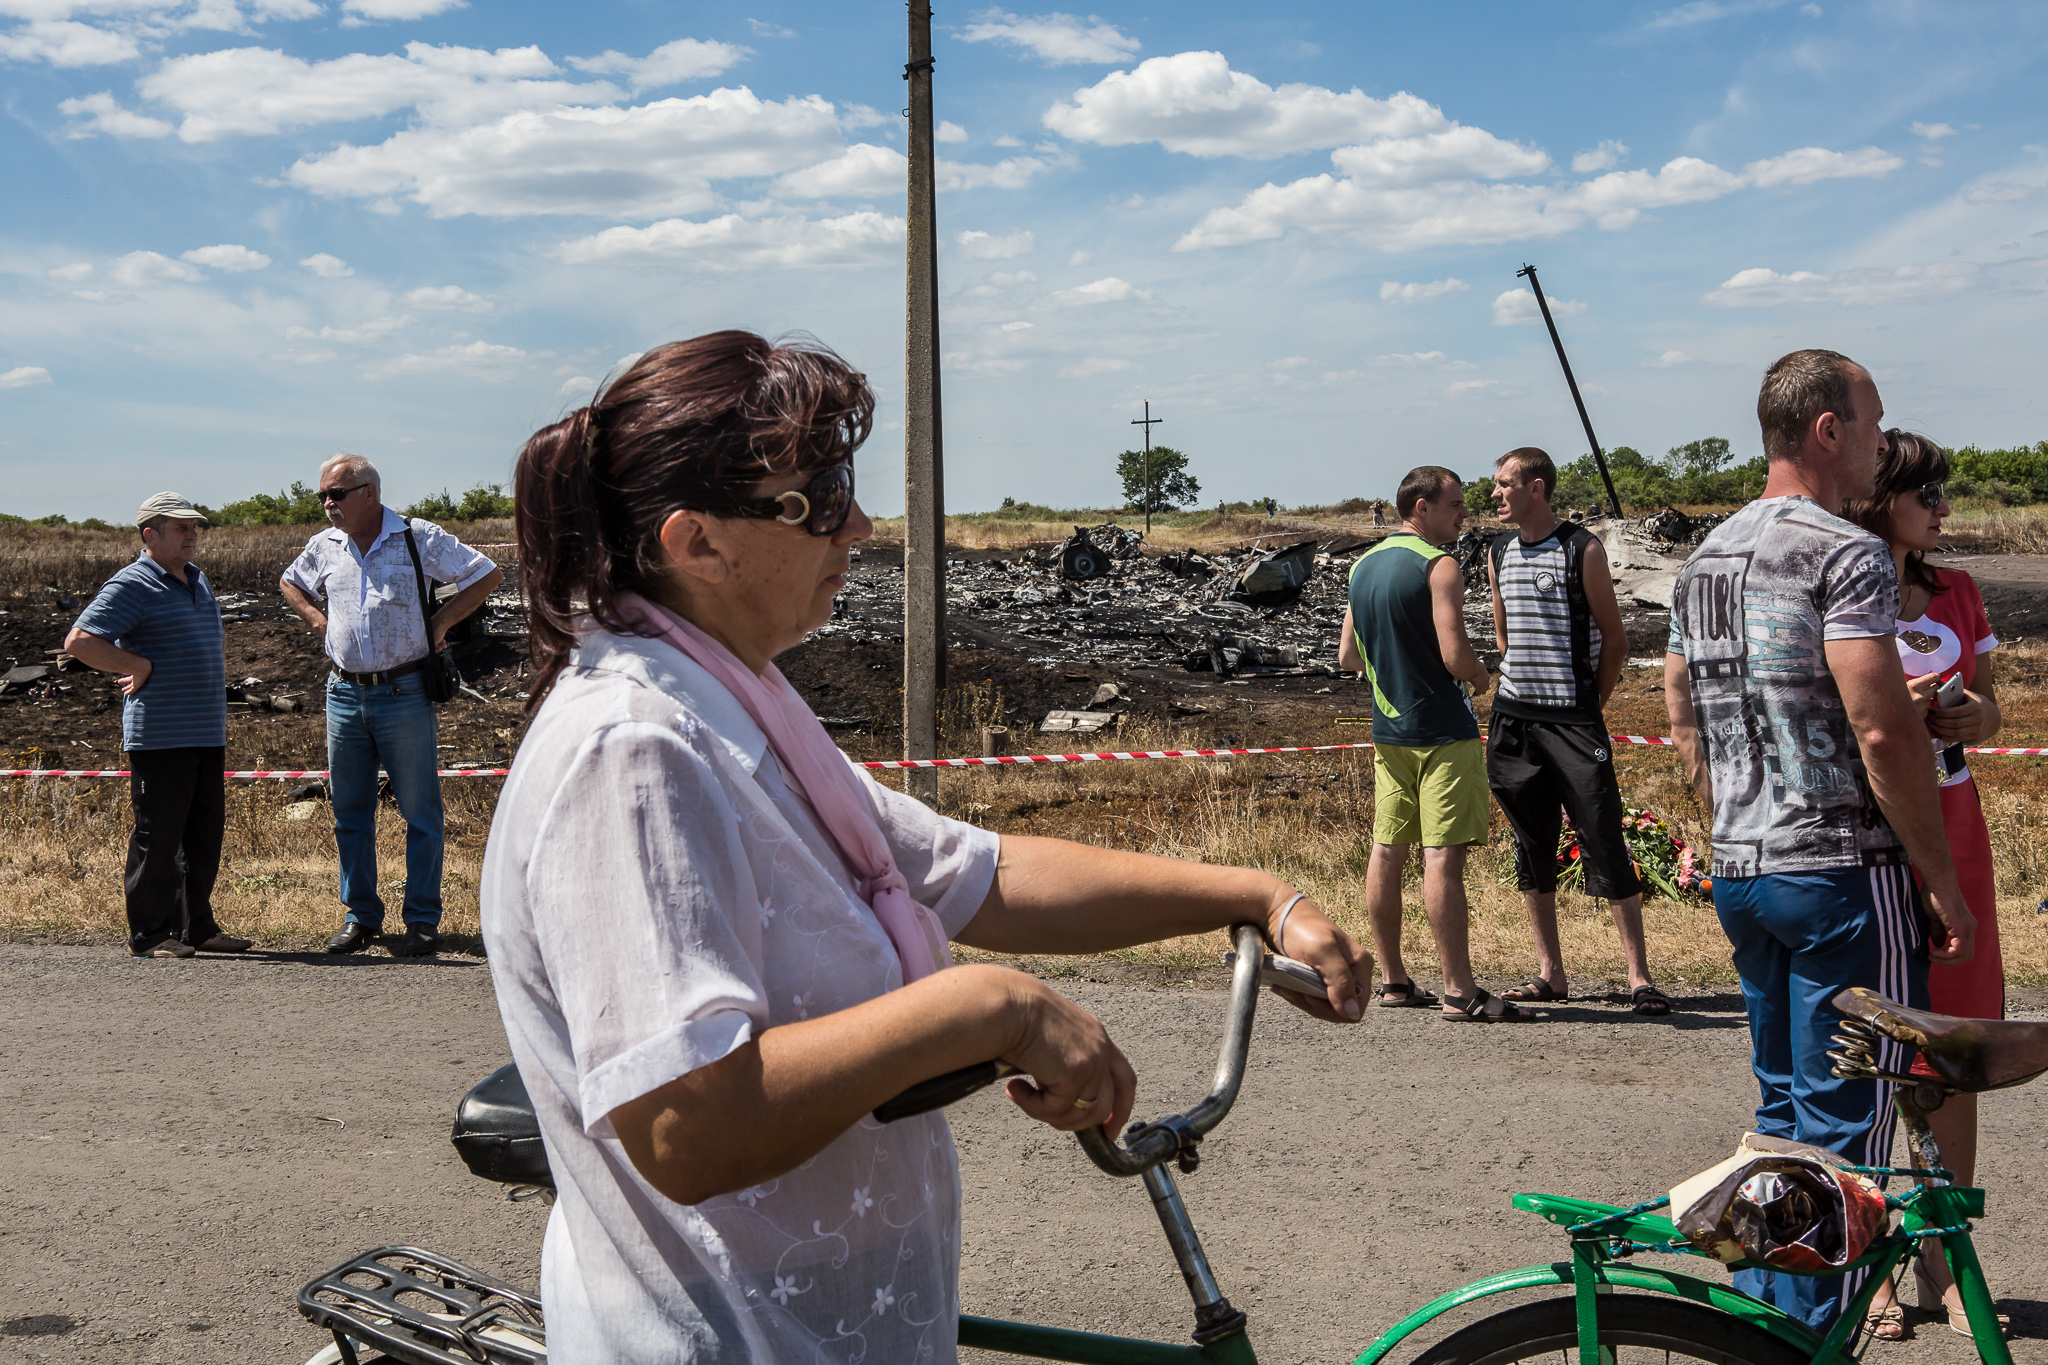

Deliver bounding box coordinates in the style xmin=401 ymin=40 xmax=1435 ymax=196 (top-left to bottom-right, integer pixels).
xmin=65 ymin=493 xmax=251 ymax=959
xmin=1483 ymin=448 xmax=1666 ymax=1016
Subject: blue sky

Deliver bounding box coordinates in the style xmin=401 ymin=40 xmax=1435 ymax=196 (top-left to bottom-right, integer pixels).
xmin=2 ymin=0 xmax=2044 ymax=519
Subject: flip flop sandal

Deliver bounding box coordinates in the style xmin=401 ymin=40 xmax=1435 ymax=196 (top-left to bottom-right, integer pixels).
xmin=1441 ymin=986 xmax=1538 ymax=1022
xmin=1377 ymin=980 xmax=1440 ymax=1009
xmin=1632 ymin=985 xmax=1673 ymax=1016
xmin=1500 ymin=976 xmax=1567 ymax=1003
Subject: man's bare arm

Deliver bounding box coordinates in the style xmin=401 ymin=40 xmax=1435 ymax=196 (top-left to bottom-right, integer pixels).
xmin=1828 ymin=634 xmax=1974 ymax=963
xmin=1337 ymin=606 xmax=1363 ymax=673
xmin=279 ymin=579 xmax=326 ymax=633
xmin=1429 ymin=555 xmax=1488 ymax=693
xmin=1487 ymin=551 xmax=1507 ymax=660
xmin=63 ymin=628 xmax=152 ymax=697
xmin=1663 ymin=651 xmax=1710 ymax=810
xmin=1581 ymin=538 xmax=1629 ymax=708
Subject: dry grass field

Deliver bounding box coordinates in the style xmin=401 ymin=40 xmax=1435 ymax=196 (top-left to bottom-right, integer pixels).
xmin=5 ymin=511 xmax=2048 ymax=991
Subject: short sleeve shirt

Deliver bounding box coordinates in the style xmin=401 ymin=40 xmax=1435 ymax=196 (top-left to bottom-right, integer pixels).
xmin=480 ymin=627 xmax=1000 ymax=1364
xmin=1668 ymin=496 xmax=1902 ymax=878
xmin=71 ymin=554 xmax=225 ymax=751
xmin=1895 ymin=568 xmax=1998 ymax=789
xmin=281 ymin=508 xmax=494 ymax=673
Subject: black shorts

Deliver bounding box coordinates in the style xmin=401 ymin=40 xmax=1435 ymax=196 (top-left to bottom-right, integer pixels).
xmin=1485 ymin=711 xmax=1643 ymax=899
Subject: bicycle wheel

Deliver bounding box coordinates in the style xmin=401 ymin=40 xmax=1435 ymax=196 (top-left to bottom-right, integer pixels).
xmin=1404 ymin=1294 xmax=1811 ymax=1365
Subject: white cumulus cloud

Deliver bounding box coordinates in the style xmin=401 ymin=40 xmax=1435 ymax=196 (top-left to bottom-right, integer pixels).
xmin=1571 ymin=139 xmax=1628 ymax=173
xmin=300 ymin=252 xmax=353 ymax=277
xmin=1645 ymin=350 xmax=1693 ymax=367
xmin=285 ymin=314 xmax=409 ymax=343
xmin=957 ymin=228 xmax=1034 ymax=259
xmin=959 ymin=8 xmax=1138 ymax=65
xmin=1743 ymin=146 xmax=1901 ymax=188
xmin=1703 ymin=263 xmax=1978 ymax=306
xmin=288 ymin=87 xmax=842 ymax=218
xmin=181 ymin=243 xmax=271 ymax=271
xmin=402 ymin=284 xmax=490 ymax=311
xmin=136 ymin=41 xmax=614 ymax=142
xmin=555 ymin=211 xmax=906 ymax=271
xmin=0 ymin=18 xmax=138 ymax=65
xmin=1044 ymin=52 xmax=1457 ymax=158
xmin=58 ymin=91 xmax=173 ymax=137
xmin=341 ymin=0 xmax=467 ymax=24
xmin=1492 ymin=288 xmax=1585 ymax=325
xmin=935 ymin=119 xmax=968 ymax=143
xmin=0 ymin=366 xmax=54 ymax=389
xmin=1379 ymin=278 xmax=1467 ymax=303
xmin=774 ymin=142 xmax=906 ymax=198
xmin=567 ymin=37 xmax=747 ymax=90
xmin=1042 ymin=275 xmax=1145 ymax=306
xmin=108 ymin=250 xmax=204 ymax=286
xmin=364 ymin=339 xmax=526 ymax=379
xmin=1908 ymin=122 xmax=1958 ymax=141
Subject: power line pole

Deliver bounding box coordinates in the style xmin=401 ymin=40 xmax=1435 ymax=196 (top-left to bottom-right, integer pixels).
xmin=1131 ymin=400 xmax=1163 ymax=535
xmin=1516 ymin=263 xmax=1621 ymax=519
xmin=902 ymin=0 xmax=944 ymax=802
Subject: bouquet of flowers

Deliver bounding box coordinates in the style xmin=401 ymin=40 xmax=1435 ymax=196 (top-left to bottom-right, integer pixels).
xmin=1504 ymin=804 xmax=1709 ymax=902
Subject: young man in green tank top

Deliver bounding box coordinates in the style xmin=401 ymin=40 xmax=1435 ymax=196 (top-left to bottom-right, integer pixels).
xmin=1338 ymin=468 xmax=1531 ymax=1021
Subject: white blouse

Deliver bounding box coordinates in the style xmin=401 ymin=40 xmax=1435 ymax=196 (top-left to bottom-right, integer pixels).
xmin=481 ymin=627 xmax=999 ymax=1363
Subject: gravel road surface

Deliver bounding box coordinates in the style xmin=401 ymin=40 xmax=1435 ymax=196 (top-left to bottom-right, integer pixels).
xmin=3 ymin=946 xmax=2043 ymax=1363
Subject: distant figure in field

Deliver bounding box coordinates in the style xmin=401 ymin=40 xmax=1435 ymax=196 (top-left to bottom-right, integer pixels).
xmin=280 ymin=454 xmax=504 ymax=958
xmin=1484 ymin=447 xmax=1666 ymax=1015
xmin=1265 ymin=496 xmax=1277 ymax=519
xmin=1338 ymin=468 xmax=1523 ymax=1020
xmin=65 ymin=493 xmax=250 ymax=959
xmin=1372 ymin=500 xmax=1386 ymax=528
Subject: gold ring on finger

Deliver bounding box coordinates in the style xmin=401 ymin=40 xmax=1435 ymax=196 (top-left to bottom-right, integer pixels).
xmin=1071 ymin=1095 xmax=1098 ymax=1109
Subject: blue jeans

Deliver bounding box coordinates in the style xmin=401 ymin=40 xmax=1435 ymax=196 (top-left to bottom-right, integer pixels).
xmin=326 ymin=672 xmax=443 ymax=930
xmin=1715 ymin=864 xmax=1928 ymax=1334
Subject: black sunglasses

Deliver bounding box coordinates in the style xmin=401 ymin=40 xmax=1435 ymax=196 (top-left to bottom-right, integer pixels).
xmin=319 ymin=483 xmax=369 ymax=504
xmin=721 ymin=463 xmax=857 ymax=537
xmin=1915 ymin=481 xmax=1945 ymax=510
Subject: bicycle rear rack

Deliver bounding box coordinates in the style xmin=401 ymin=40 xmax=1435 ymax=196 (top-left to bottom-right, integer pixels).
xmin=298 ymin=1245 xmax=546 ymax=1365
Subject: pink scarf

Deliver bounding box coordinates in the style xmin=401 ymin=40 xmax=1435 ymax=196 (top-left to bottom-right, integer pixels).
xmin=618 ymin=593 xmax=948 ymax=984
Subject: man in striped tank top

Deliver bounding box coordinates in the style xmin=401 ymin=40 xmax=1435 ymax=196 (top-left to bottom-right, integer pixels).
xmin=1483 ymin=448 xmax=1668 ymax=1016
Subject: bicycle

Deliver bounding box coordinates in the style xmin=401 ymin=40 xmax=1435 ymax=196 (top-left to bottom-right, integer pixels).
xmin=295 ymin=924 xmax=2044 ymax=1364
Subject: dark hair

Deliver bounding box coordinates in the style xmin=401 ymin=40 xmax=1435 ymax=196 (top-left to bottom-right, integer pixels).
xmin=514 ymin=330 xmax=874 ymax=707
xmin=1495 ymin=447 xmax=1556 ymax=505
xmin=138 ymin=514 xmax=171 ymax=540
xmin=1758 ymin=349 xmax=1863 ymax=463
xmin=1395 ymin=465 xmax=1460 ymax=521
xmin=1843 ymin=429 xmax=1951 ymax=600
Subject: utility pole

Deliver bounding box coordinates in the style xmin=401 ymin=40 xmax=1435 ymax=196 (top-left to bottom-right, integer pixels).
xmin=902 ymin=0 xmax=944 ymax=801
xmin=1516 ymin=264 xmax=1622 ymax=520
xmin=1131 ymin=400 xmax=1163 ymax=535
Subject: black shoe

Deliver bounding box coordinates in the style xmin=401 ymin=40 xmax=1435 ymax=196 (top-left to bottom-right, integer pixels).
xmin=326 ymin=922 xmax=378 ymax=954
xmin=394 ymin=926 xmax=441 ymax=958
xmin=131 ymin=936 xmax=197 ymax=959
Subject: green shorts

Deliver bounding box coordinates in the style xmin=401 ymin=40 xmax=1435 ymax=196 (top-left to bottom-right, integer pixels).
xmin=1372 ymin=738 xmax=1489 ymax=847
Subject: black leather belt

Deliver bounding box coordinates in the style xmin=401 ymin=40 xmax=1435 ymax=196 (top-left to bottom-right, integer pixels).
xmin=332 ymin=659 xmax=424 ymax=686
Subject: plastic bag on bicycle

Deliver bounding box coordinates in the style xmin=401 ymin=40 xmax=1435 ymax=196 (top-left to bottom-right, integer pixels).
xmin=1670 ymin=1132 xmax=1888 ymax=1272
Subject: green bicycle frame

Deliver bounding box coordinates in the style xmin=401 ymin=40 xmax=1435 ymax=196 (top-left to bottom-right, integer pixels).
xmin=959 ymin=1187 xmax=2010 ymax=1365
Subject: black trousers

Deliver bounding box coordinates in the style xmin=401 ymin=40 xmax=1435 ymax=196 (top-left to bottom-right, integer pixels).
xmin=125 ymin=746 xmax=226 ymax=951
xmin=1485 ymin=712 xmax=1643 ymax=899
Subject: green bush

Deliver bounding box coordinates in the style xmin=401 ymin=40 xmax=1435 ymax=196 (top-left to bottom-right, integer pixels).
xmin=404 ymin=483 xmax=514 ymax=522
xmin=209 ymin=481 xmax=326 ymax=526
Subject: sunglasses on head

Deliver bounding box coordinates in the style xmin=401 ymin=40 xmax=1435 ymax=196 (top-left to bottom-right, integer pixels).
xmin=721 ymin=463 xmax=857 ymax=536
xmin=1915 ymin=481 xmax=1945 ymax=510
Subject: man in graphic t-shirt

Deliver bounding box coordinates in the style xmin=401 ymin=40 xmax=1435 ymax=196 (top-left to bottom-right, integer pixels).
xmin=1484 ymin=448 xmax=1665 ymax=1014
xmin=1666 ymin=349 xmax=1973 ymax=1334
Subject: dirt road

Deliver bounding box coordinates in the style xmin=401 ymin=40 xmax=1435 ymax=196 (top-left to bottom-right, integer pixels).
xmin=3 ymin=946 xmax=2044 ymax=1363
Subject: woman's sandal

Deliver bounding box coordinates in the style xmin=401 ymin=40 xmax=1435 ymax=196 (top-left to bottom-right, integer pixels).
xmin=1500 ymin=976 xmax=1567 ymax=1003
xmin=1377 ymin=980 xmax=1440 ymax=1008
xmin=1916 ymin=1260 xmax=2011 ymax=1339
xmin=1863 ymin=1300 xmax=1906 ymax=1342
xmin=1440 ymin=986 xmax=1537 ymax=1022
xmin=1631 ymin=984 xmax=1673 ymax=1017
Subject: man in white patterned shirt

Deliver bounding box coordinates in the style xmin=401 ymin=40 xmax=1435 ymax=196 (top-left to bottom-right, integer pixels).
xmin=280 ymin=453 xmax=503 ymax=957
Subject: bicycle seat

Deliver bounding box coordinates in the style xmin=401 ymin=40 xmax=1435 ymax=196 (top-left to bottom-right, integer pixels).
xmin=451 ymin=1064 xmax=554 ymax=1188
xmin=1834 ymin=987 xmax=2048 ymax=1093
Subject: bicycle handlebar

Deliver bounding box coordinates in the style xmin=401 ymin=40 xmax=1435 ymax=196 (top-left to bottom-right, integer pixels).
xmin=872 ymin=923 xmax=1308 ymax=1180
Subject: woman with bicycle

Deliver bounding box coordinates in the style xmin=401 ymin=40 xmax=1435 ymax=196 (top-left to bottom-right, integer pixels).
xmin=1846 ymin=431 xmax=2007 ymax=1341
xmin=480 ymin=331 xmax=1371 ymax=1364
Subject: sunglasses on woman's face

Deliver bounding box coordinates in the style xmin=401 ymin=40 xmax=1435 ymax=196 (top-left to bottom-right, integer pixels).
xmin=725 ymin=463 xmax=857 ymax=536
xmin=1915 ymin=481 xmax=1945 ymax=510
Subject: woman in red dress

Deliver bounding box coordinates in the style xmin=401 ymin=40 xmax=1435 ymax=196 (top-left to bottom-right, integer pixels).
xmin=1847 ymin=431 xmax=2006 ymax=1340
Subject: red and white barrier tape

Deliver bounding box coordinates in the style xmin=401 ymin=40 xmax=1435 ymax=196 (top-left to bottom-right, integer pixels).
xmin=7 ymin=734 xmax=2046 ymax=778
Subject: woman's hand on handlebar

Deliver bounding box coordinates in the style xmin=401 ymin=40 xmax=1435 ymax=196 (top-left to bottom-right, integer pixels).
xmin=999 ymin=975 xmax=1137 ymax=1139
xmin=1267 ymin=888 xmax=1372 ymax=1024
